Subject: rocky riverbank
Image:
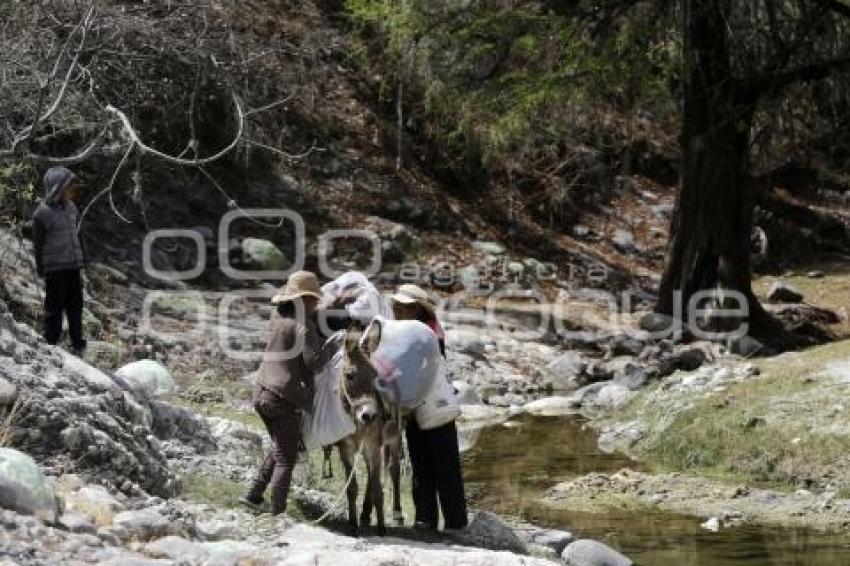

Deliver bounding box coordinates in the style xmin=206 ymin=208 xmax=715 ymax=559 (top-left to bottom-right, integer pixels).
xmin=542 ymin=468 xmax=850 ymax=533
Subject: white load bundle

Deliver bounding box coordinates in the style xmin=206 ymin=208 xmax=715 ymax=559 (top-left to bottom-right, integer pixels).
xmin=321 ymin=271 xmax=393 ymax=321
xmin=302 ymin=273 xmax=393 ymax=448
xmin=366 ymin=316 xmax=441 ymax=409
xmin=301 ymin=344 xmax=356 ymax=449
xmin=414 ymin=364 xmax=460 ymax=430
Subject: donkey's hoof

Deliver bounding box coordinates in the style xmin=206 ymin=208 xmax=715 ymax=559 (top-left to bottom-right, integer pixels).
xmin=345 ymin=523 xmax=359 ymax=537
xmin=359 ymin=514 xmax=372 ymax=527
xmin=376 ymin=525 xmax=387 ymax=537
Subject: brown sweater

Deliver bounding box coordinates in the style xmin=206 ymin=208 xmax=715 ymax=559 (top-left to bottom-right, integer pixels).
xmin=256 ymin=312 xmax=332 ymax=412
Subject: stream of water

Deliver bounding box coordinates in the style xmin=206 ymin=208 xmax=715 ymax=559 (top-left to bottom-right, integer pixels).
xmin=462 ymin=414 xmax=850 ymax=565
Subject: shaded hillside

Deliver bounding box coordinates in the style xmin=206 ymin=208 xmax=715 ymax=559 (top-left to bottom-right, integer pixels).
xmin=0 ymin=0 xmax=848 ymax=303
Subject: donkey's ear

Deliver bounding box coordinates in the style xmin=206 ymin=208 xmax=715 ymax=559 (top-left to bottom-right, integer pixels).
xmin=362 ymin=319 xmax=382 ymax=356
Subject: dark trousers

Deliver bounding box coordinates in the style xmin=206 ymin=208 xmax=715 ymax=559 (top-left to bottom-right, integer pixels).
xmin=43 ymin=269 xmax=85 ymax=351
xmin=249 ymin=387 xmax=301 ymax=514
xmin=406 ymin=419 xmax=468 ymax=530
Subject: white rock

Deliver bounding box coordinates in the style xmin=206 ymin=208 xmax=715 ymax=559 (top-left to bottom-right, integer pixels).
xmin=112 ymin=509 xmax=171 ymax=541
xmin=115 ymin=360 xmax=175 ymax=398
xmin=592 ymin=384 xmax=633 ymax=410
xmin=65 ymin=485 xmax=126 ymax=527
xmin=542 ymin=351 xmax=585 ymax=391
xmin=241 ymin=237 xmax=287 ymax=271
xmin=464 ymin=511 xmax=526 ymax=553
xmin=145 ymin=536 xmax=262 ymax=564
xmin=562 ymin=539 xmax=633 ymax=565
xmin=701 ymin=517 xmax=720 ymax=532
xmin=62 ymin=351 xmax=119 ymax=392
xmin=459 ymin=404 xmax=510 ymax=427
xmin=0 ymin=448 xmax=59 ymax=523
xmin=453 ymin=380 xmax=482 ymax=405
xmin=611 ymin=230 xmax=635 ymax=253
xmin=531 ymin=529 xmax=574 ymax=554
xmin=523 ymin=396 xmax=580 ymax=417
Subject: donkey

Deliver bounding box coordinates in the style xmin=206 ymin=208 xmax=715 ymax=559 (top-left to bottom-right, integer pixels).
xmin=334 ymin=319 xmax=403 ymax=536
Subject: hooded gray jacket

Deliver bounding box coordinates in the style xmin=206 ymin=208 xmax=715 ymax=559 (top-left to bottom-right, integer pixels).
xmin=33 ymin=167 xmax=87 ymax=275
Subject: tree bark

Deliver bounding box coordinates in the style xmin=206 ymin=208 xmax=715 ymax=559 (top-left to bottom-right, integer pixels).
xmin=656 ymin=0 xmax=792 ymax=350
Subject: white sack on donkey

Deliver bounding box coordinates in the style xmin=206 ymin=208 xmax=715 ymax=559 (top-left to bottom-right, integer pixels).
xmin=301 ymin=345 xmax=355 ymax=450
xmin=414 ymin=363 xmax=460 ymax=430
xmin=365 ymin=316 xmax=441 ymax=409
xmin=303 ymin=271 xmax=394 ymax=449
xmin=321 ymin=271 xmax=394 ymax=321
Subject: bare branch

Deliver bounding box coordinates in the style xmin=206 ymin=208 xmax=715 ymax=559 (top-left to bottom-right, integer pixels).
xmin=15 ymin=123 xmax=110 ymax=166
xmin=105 ymin=93 xmax=244 ymax=166
xmin=242 ymin=138 xmax=320 ymax=160
xmin=5 ymin=6 xmax=94 ymax=154
xmin=79 ymin=141 xmax=135 ymax=226
xmin=243 ymin=93 xmax=296 ymax=117
xmin=813 ymin=0 xmax=850 ymax=19
xmin=744 ymin=55 xmax=850 ymax=97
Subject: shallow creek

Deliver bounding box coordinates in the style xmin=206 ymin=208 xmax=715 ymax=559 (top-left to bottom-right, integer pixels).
xmin=463 ymin=414 xmax=850 ymax=565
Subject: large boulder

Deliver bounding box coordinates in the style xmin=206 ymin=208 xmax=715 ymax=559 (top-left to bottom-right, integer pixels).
xmin=240 ymin=238 xmax=287 ymax=271
xmin=463 ymin=511 xmax=526 ymax=553
xmin=453 ymin=380 xmax=482 ymax=405
xmin=144 ymin=536 xmax=261 ymax=564
xmin=112 ymin=509 xmax=174 ymax=542
xmin=611 ymin=230 xmax=635 ymax=253
xmin=0 ymin=448 xmax=59 ymax=523
xmin=472 ymin=241 xmax=506 ymax=255
xmin=64 ymin=484 xmax=126 ymax=527
xmin=116 ymin=360 xmax=176 ymax=399
xmin=591 ymin=384 xmax=634 ymax=410
xmin=0 ymin=377 xmax=18 ymax=406
xmin=0 ymin=300 xmax=176 ymax=497
xmin=530 ymin=528 xmax=574 ymax=555
xmin=767 ymin=282 xmax=804 ymax=304
xmin=542 ymin=351 xmax=586 ymax=391
xmin=523 ymin=396 xmax=580 ymax=417
xmin=562 ymin=539 xmax=633 ymax=566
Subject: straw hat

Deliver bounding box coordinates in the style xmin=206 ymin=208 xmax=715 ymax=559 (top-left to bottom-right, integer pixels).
xmin=271 ymin=271 xmax=323 ymax=305
xmin=390 ymin=284 xmax=436 ymax=314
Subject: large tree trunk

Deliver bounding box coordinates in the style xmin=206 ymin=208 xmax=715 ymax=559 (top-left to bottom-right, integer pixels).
xmin=656 ymin=0 xmax=792 ymax=350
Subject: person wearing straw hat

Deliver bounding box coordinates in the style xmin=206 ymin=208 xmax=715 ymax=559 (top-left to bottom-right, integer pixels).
xmin=391 ymin=284 xmax=468 ymax=533
xmin=391 ymin=284 xmax=445 ymax=355
xmin=242 ymin=270 xmax=339 ymax=516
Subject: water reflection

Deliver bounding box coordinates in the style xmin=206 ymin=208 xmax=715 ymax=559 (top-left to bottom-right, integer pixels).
xmin=462 ymin=414 xmax=850 ymax=565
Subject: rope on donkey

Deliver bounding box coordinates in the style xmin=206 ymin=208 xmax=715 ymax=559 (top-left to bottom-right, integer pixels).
xmin=308 ymin=441 xmax=362 ymax=525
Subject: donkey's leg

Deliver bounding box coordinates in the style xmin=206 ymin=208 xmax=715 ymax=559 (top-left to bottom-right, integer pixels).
xmin=382 ymin=420 xmax=403 ymax=526
xmin=359 ymin=463 xmax=373 ymax=527
xmin=368 ymin=444 xmax=386 ymax=536
xmin=389 ymin=438 xmax=403 ymax=526
xmin=338 ymin=442 xmax=359 ymax=536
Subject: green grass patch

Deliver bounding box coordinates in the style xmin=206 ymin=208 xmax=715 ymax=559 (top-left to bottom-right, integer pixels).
xmin=619 ymin=339 xmax=850 ymax=493
xmin=753 ymin=263 xmax=850 ymax=339
xmin=180 ymin=472 xmax=247 ymax=509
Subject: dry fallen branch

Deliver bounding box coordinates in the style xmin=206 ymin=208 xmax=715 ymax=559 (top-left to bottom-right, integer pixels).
xmin=242 ymin=138 xmax=320 ymax=160
xmin=19 ymin=123 xmax=111 ymax=165
xmin=79 ymin=140 xmax=135 ymax=226
xmin=105 ymin=93 xmax=245 ymax=167
xmin=0 ymin=6 xmax=94 ymax=158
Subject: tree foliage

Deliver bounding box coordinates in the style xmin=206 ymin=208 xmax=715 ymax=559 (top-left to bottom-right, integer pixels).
xmin=342 ymin=0 xmax=680 ymax=223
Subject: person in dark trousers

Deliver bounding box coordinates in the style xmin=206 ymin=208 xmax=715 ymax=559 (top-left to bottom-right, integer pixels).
xmin=33 ymin=167 xmax=87 ymax=357
xmin=241 ymin=271 xmax=338 ymax=516
xmin=391 ymin=284 xmax=468 ymax=533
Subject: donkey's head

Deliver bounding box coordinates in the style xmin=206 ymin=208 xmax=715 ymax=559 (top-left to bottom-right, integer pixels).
xmin=341 ymin=319 xmax=382 ymax=426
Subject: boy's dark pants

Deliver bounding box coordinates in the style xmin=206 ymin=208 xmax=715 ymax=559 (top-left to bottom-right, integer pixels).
xmin=43 ymin=269 xmax=85 ymax=351
xmin=406 ymin=419 xmax=468 ymax=530
xmin=248 ymin=386 xmax=301 ymax=514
